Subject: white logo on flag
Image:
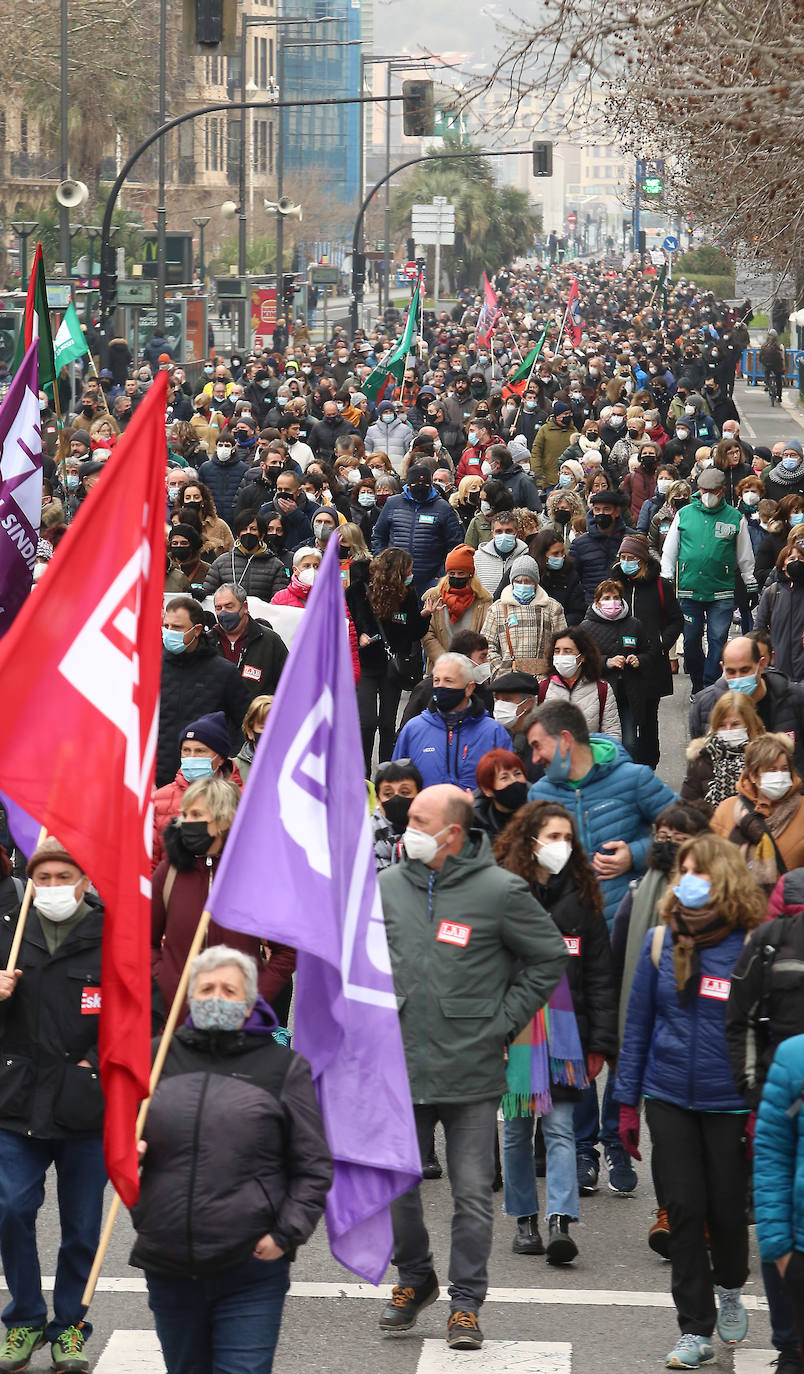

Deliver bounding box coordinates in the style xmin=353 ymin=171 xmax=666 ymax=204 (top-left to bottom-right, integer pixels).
xmin=278 ymin=689 xmax=332 ymax=878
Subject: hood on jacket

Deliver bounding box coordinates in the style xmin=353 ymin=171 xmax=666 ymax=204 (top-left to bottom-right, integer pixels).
xmin=185 ymin=992 xmax=278 ymax=1036
xmin=685 ymin=735 xmax=709 ymax=762
xmin=478 ymin=536 xmax=529 ymax=559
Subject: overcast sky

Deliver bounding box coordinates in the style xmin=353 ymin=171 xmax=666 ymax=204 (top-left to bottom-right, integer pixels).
xmin=375 ymin=0 xmax=499 ymax=67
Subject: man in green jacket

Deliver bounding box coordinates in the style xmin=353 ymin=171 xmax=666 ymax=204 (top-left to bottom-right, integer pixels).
xmin=377 ymin=784 xmax=568 ymax=1351
xmin=530 ymin=400 xmax=579 ymax=491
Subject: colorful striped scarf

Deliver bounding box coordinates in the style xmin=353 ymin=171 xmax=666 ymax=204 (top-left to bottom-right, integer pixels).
xmin=501 ymin=971 xmax=588 ymax=1118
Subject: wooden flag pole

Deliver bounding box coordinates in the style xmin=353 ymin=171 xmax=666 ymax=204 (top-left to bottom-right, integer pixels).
xmin=81 ymin=908 xmax=211 ymax=1308
xmin=5 ymin=826 xmax=48 ymax=973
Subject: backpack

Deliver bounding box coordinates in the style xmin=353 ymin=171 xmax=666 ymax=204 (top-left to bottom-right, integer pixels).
xmin=538 ymin=675 xmax=607 ymax=731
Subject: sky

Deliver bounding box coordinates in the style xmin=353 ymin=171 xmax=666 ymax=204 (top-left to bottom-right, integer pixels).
xmin=375 ymin=0 xmax=500 ymax=70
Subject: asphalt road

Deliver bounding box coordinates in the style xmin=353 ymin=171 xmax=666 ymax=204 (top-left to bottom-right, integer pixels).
xmin=7 ymin=379 xmax=804 ymax=1373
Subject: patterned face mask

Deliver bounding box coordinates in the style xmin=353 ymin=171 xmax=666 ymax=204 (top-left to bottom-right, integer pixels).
xmin=189 ymin=997 xmax=248 ymax=1031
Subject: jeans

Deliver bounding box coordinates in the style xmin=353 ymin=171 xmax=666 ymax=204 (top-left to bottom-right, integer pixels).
xmin=502 ymin=1102 xmax=579 ymax=1222
xmin=146 ymin=1256 xmax=291 ymax=1374
xmin=356 ymin=668 xmax=403 ymax=772
xmin=762 ymin=1258 xmax=799 ymax=1353
xmin=574 ymin=1072 xmax=620 ymax=1161
xmin=391 ymin=1098 xmax=498 ymax=1312
xmin=0 ymin=1128 xmax=107 ymax=1341
xmin=646 ymin=1100 xmax=749 ymax=1336
xmin=679 ymin=597 xmax=735 ymax=694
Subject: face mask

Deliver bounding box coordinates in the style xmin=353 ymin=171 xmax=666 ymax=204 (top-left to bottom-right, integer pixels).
xmin=381 ymin=412 xmax=394 ymax=424
xmin=598 ymin=598 xmax=622 ymax=619
xmin=260 ymin=379 xmax=271 ymax=390
xmin=594 ymin=512 xmax=614 ymax=530
xmin=181 ymin=819 xmax=215 ymax=855
xmin=558 ymin=472 xmax=573 ymax=488
xmin=203 ymin=365 xmax=214 ymax=376
xmin=448 ymin=573 xmax=470 ymax=588
xmin=684 ymin=405 xmax=696 ymax=416
xmin=167 ymin=486 xmax=180 ymax=503
xmin=381 ymin=794 xmax=412 ymax=833
xmin=701 ymin=492 xmax=722 ymax=509
xmin=493 ymin=779 xmax=528 ymax=812
xmin=298 ymin=567 xmax=317 ymax=586
xmin=162 ymin=627 xmax=190 ymax=654
xmin=180 ymin=756 xmax=215 ymax=783
xmin=726 ymin=672 xmax=757 ymax=695
xmin=493 ymin=699 xmax=520 ymax=728
xmin=742 ymin=492 xmax=760 ymax=508
xmin=216 ymin=445 xmax=233 ymax=461
xmin=480 ymin=500 xmax=492 ymax=515
xmin=404 ymin=573 xmax=414 ymax=586
xmin=620 ymin=558 xmax=641 ymax=578
xmin=357 ymin=490 xmax=376 ymax=508
xmin=790 ymin=513 xmax=804 ymax=528
xmin=432 ymin=684 xmax=467 ymax=713
xmin=611 ymin=415 xmax=625 ymax=428
xmin=170 ymin=543 xmax=194 ymax=563
xmin=473 ymin=661 xmax=491 ymax=684
xmin=190 ymin=997 xmax=248 ymax=1032
xmin=467 ymin=430 xmax=478 ymax=446
xmin=553 ymin=653 xmax=579 ymax=677
xmin=717 ymin=727 xmax=748 ymax=747
xmin=494 ymin=533 xmax=516 ymax=555
xmin=216 ymin=608 xmax=242 ymax=634
xmin=34 ymin=884 xmax=81 ymax=922
xmin=783 ymin=458 xmax=801 ymax=472
xmin=313 ymin=521 xmax=333 ymax=543
xmin=760 ymin=770 xmax=793 ymax=801
xmin=657 ymin=478 xmax=672 ymax=495
xmin=676 ymin=428 xmax=690 ymax=441
xmin=239 ymin=532 xmax=260 ymax=552
xmin=66 ymin=473 xmax=79 ymax=490
xmin=673 ymin=872 xmax=712 ymax=910
xmin=650 ymin=838 xmax=679 ymax=875
xmin=403 ymin=825 xmax=449 ymax=865
xmin=525 ymin=400 xmax=537 ymax=411
xmin=788 ymin=562 xmax=804 ymax=586
xmin=546 ymin=736 xmax=573 ymax=784
xmin=409 ymin=483 xmax=430 ymax=502
xmin=512 ymin=582 xmax=536 ymax=605
xmin=534 ymin=838 xmax=572 ymax=876
xmin=554 ymin=508 xmax=571 ymax=527
xmin=546 ymin=554 xmax=565 ymax=572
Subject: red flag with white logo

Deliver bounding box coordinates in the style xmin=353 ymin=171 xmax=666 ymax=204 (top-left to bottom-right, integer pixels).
xmin=475 ymin=272 xmax=501 ymax=348
xmin=564 ymin=277 xmax=582 ymax=347
xmin=0 ymin=373 xmax=168 ymax=1205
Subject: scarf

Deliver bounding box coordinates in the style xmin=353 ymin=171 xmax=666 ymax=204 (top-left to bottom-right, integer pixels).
xmin=501 ymin=972 xmax=587 ymax=1118
xmin=440 ymin=581 xmax=477 ymax=623
xmin=289 ymin=570 xmax=313 ymax=601
xmin=703 ymin=734 xmax=746 ymax=808
xmin=665 ymin=900 xmax=731 ymax=1003
xmin=727 ymin=779 xmax=802 ymax=892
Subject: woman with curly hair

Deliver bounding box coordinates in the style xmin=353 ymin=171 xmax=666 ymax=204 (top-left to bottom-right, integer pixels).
xmin=346 ymin=546 xmax=431 ymax=771
xmin=494 ymin=800 xmax=617 ymax=1265
xmin=177 ymin=479 xmax=234 ymax=557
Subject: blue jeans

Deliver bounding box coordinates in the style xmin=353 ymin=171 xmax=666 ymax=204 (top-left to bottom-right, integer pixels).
xmin=762 ymin=1259 xmax=798 ymax=1353
xmin=574 ymin=1072 xmax=620 ymax=1161
xmin=0 ymin=1128 xmax=107 ymax=1341
xmin=502 ymin=1102 xmax=579 ymax=1221
xmin=679 ymin=597 xmax=735 ymax=694
xmin=391 ymin=1098 xmax=498 ymax=1312
xmin=146 ymin=1256 xmax=291 ymax=1374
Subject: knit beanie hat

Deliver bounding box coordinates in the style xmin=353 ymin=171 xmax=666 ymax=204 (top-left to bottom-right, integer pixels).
xmin=509 ymin=553 xmax=540 ymax=584
xmin=552 ymin=399 xmax=572 ymax=418
xmin=445 ymin=544 xmax=476 ymax=576
xmin=27 ymin=835 xmax=83 ymax=879
xmin=179 ymin=711 xmax=230 ymax=757
xmin=784 ymin=439 xmax=804 ymax=459
xmin=559 ymin=458 xmax=584 ymax=482
xmin=618 ymin=532 xmax=650 ymax=562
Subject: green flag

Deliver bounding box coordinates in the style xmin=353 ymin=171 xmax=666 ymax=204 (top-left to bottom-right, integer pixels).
xmin=12 ymin=241 xmax=56 ymax=390
xmin=363 ymin=277 xmax=422 ymax=406
xmin=653 ymin=263 xmax=668 ymax=312
xmin=54 ymin=300 xmax=89 ymax=370
xmin=502 ymin=323 xmax=549 ymax=398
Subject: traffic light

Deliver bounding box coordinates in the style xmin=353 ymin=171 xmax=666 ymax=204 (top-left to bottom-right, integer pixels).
xmin=532 ymin=141 xmax=553 ymax=177
xmin=638 ymin=229 xmax=646 ymax=255
xmin=351 ymin=251 xmax=366 ymax=301
xmin=402 ymin=81 xmax=435 ymax=137
xmin=182 ymin=0 xmax=236 ymax=53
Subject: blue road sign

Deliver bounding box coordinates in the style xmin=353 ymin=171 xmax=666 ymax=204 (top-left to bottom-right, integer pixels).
xmin=663 ymin=235 xmax=679 ymax=252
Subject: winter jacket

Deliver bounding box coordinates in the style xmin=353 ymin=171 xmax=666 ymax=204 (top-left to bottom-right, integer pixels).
xmin=637 ymin=491 xmax=666 ymax=535
xmin=615 ymin=924 xmax=750 ymax=1112
xmin=202 ymin=546 xmax=290 ymax=603
xmin=711 ymin=791 xmax=804 ymax=884
xmin=539 ymin=562 xmax=587 ymax=626
xmin=754 ymin=1033 xmax=804 ymax=1262
xmin=538 ymin=672 xmax=621 ymax=739
xmin=213 ymin=615 xmax=289 ymax=700
xmin=681 ymin=733 xmax=747 ymax=806
xmin=156 ymin=638 xmax=252 ymax=788
xmin=754 ymin=578 xmax=804 ymax=682
xmin=399 ymin=674 xmax=494 ymax=729
xmin=660 ymin=494 xmax=756 ymax=601
xmin=528 ymin=736 xmax=677 ymax=925
xmin=611 ymin=868 xmax=668 ymax=1045
xmin=379 ymin=828 xmax=569 ymax=1103
xmin=152 ymin=821 xmax=296 ymax=1013
xmin=455 ymin=437 xmax=495 ymax=483
xmin=610 ymin=561 xmax=684 ymax=700
xmin=151 ymin=762 xmax=244 ymax=872
xmin=569 ymin=513 xmax=628 ymax=603
xmin=307 ymin=414 xmax=358 ymax=462
xmin=727 ymin=899 xmax=804 ymax=1109
xmin=763 ymin=461 xmax=804 ymax=505
xmin=689 ymin=670 xmax=804 ymax=776
xmin=393 ymin=697 xmax=510 ymax=790
xmin=720 ymin=461 xmax=753 ymax=507
xmin=530 ymin=420 xmax=579 ymax=490
xmin=483 ymin=584 xmax=567 ymax=679
xmin=473 ymin=537 xmax=529 ymax=596
xmin=371 ymin=486 xmax=464 ymax=593
xmin=755 ymin=530 xmax=788 ymax=591
xmin=582 ymin=603 xmax=648 ymax=721
xmin=621 ymin=466 xmax=657 ymax=521
xmin=346 ymin=576 xmax=430 ymax=678
xmin=421 ymin=590 xmax=492 ymax=671
xmin=0 ymin=896 xmax=107 ymax=1138
xmin=197 ymin=456 xmax=250 ymax=527
xmin=130 ymin=1017 xmax=332 ymax=1276
xmin=496 ymin=465 xmax=542 ymax=512
xmin=232 ymin=470 xmax=276 ymax=520
xmin=647 ymin=502 xmax=680 ymax=557
xmin=365 ymin=416 xmax=414 ymax=466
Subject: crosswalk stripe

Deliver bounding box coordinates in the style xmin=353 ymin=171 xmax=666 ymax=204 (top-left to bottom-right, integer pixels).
xmin=93 ymin=1331 xmax=164 ymax=1373
xmin=734 ymin=1351 xmax=778 ymax=1373
xmin=416 ymin=1339 xmax=572 ymax=1373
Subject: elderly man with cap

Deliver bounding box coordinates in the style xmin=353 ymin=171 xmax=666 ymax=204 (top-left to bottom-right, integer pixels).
xmin=529 ymin=399 xmax=580 ymax=494
xmin=762 ymin=438 xmax=804 ymax=503
xmin=165 ymin=523 xmax=209 ymax=596
xmin=490 ymin=669 xmax=541 ymax=778
xmin=68 ymin=428 xmax=91 ymax=464
xmin=482 ymin=554 xmax=567 ymax=680
xmin=0 ymin=838 xmax=107 ymax=1374
xmin=371 ymin=462 xmax=464 ymax=595
xmin=151 ymin=711 xmax=244 ymax=870
xmin=365 ymin=400 xmax=414 ymax=468
xmin=661 ymin=465 xmax=758 ymax=696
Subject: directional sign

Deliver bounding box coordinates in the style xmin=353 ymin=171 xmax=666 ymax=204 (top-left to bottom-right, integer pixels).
xmin=663 ymin=235 xmax=679 ymax=253
xmin=567 ymin=212 xmax=578 ymax=226
xmin=403 ymin=262 xmax=419 ymax=281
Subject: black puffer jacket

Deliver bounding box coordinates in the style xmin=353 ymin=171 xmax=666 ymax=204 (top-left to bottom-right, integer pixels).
xmin=727 ymin=888 xmax=804 ymax=1108
xmin=0 ymin=895 xmax=106 ymax=1138
xmin=157 ymin=637 xmax=252 ymax=786
xmin=202 ymin=546 xmax=290 ymax=603
xmin=130 ymin=1019 xmax=333 ymax=1276
xmin=609 ymin=559 xmax=684 ymax=699
xmin=197 ymin=456 xmax=250 ymax=527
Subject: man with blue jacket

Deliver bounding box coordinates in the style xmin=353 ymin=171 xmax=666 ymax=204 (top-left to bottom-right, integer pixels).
xmin=371 ymin=463 xmax=464 ymax=594
xmin=392 ymin=653 xmax=509 ymax=790
xmin=526 ymin=700 xmax=676 ymax=1198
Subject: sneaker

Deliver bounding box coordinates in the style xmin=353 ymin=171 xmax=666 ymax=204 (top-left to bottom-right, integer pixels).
xmin=379 ymin=1272 xmax=439 ymax=1332
xmin=577 ymin=1155 xmax=599 ymax=1195
xmin=512 ymin=1215 xmax=545 ymax=1255
xmin=50 ymin=1326 xmax=88 ymax=1373
xmin=446 ymin=1311 xmax=483 ymax=1350
xmin=604 ymin=1143 xmax=638 ymax=1194
xmin=422 ymin=1150 xmax=443 ymax=1180
xmin=666 ymin=1334 xmax=715 ymax=1368
xmin=546 ymin=1214 xmax=578 ymax=1265
xmin=714 ymin=1285 xmax=748 ymax=1344
xmin=772 ymin=1350 xmax=804 ymax=1374
xmin=648 ymin=1207 xmax=671 ymax=1258
xmin=0 ymin=1328 xmax=46 ymax=1374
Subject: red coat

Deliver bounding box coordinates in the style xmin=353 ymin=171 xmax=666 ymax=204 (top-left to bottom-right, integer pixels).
xmin=455 ymin=437 xmax=496 ymax=483
xmin=622 ymin=466 xmax=657 ymax=521
xmin=270 ymin=577 xmax=361 ymax=682
xmin=150 ymin=763 xmax=243 ymax=872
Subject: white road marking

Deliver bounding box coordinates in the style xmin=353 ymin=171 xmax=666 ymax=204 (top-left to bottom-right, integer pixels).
xmin=734 ymin=1350 xmax=778 ymax=1374
xmin=416 ymin=1339 xmax=572 ymax=1373
xmin=94 ymin=1330 xmax=164 ymax=1373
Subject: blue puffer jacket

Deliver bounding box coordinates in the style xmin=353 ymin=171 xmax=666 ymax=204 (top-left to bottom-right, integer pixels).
xmin=527 ymin=737 xmax=676 ymax=925
xmin=569 ymin=513 xmax=628 ymax=603
xmin=615 ymin=924 xmax=749 ymax=1112
xmin=198 ymin=456 xmax=249 ymax=527
xmin=371 ymin=485 xmax=464 ymax=593
xmin=754 ymin=1034 xmax=804 ymax=1262
xmin=393 ymin=700 xmax=511 ymax=790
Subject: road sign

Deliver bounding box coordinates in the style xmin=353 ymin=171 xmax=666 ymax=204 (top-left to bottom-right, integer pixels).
xmin=309 ymin=265 xmax=339 ymax=286
xmin=117 ymin=280 xmax=156 ymax=306
xmin=663 ymin=235 xmax=679 ymax=253
xmin=411 ymin=201 xmax=455 ymax=247
xmin=46 ymin=283 xmax=72 ymax=309
xmin=403 ymin=262 xmax=419 ymax=281
xmin=567 ymin=212 xmax=578 ymax=226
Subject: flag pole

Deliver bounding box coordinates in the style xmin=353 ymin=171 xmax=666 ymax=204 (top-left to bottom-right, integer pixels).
xmin=81 ymin=908 xmax=211 ymax=1308
xmin=5 ymin=826 xmax=48 ymax=973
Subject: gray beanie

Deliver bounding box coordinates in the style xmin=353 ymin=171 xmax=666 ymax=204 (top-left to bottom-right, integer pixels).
xmin=510 ymin=553 xmax=540 ymax=584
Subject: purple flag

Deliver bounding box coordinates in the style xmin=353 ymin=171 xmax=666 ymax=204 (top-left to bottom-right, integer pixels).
xmin=0 ymin=343 xmax=42 ymax=638
xmin=208 ymin=537 xmax=421 ymax=1283
xmin=0 ymin=789 xmax=41 ymax=858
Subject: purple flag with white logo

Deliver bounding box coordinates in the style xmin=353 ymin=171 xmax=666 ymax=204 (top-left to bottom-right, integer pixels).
xmin=208 ymin=537 xmax=421 ymax=1283
xmin=0 ymin=343 xmax=42 ymax=638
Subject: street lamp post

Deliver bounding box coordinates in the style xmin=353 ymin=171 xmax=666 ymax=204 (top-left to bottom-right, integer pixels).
xmin=192 ymin=215 xmax=211 ymax=285
xmin=10 ymin=222 xmax=40 ymax=283
xmin=156 ymin=0 xmax=168 ymax=332
xmin=59 ymin=0 xmax=70 ymax=275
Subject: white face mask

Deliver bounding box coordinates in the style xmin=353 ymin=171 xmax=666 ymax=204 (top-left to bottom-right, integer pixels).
xmin=298 ymin=566 xmax=318 ymax=586
xmin=473 ymin=661 xmax=491 ymax=684
xmin=493 ymin=699 xmax=521 ymax=728
xmin=717 ymin=727 xmax=748 ymax=747
xmin=656 ymin=478 xmax=672 ymax=495
xmin=533 ymin=838 xmax=572 ymax=876
xmin=553 ymin=653 xmax=580 ymax=678
xmin=480 ymin=500 xmax=492 ymax=515
xmin=402 ymin=825 xmax=448 ymax=865
xmin=34 ymin=884 xmax=82 ymax=923
xmin=216 ymin=445 xmax=233 ymax=460
xmin=684 ymin=404 xmax=696 ymax=416
xmin=759 ymin=770 xmax=793 ymax=801
xmin=701 ymin=491 xmax=721 ymax=509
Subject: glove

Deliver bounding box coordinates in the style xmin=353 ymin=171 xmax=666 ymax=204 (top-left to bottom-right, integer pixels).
xmin=618 ymin=1104 xmax=642 ymax=1161
xmin=586 ymin=1051 xmax=605 ymax=1081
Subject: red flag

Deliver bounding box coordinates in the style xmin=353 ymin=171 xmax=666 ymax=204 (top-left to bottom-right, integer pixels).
xmin=476 ymin=272 xmax=501 ymax=348
xmin=564 ymin=277 xmax=582 ymax=348
xmin=0 ymin=374 xmax=168 ymax=1206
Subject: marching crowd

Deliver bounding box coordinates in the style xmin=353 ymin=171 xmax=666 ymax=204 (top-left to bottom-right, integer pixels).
xmin=3 ymin=257 xmax=804 ymax=1373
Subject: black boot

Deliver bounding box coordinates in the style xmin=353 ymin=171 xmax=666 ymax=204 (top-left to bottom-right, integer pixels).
xmin=422 ymin=1133 xmax=442 ymax=1180
xmin=512 ymin=1215 xmax=545 ymax=1255
xmin=546 ymin=1214 xmax=578 ymax=1265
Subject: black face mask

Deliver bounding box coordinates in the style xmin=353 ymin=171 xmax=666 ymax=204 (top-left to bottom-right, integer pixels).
xmin=650 ymin=837 xmax=680 ymax=874
xmin=382 ymin=794 xmax=412 ymax=833
xmin=432 ymin=685 xmax=467 ymax=714
xmin=493 ymin=780 xmax=528 ymax=812
xmin=554 ymin=507 xmax=571 ymax=526
xmin=448 ymin=573 xmax=471 ymax=588
xmin=788 ymin=562 xmax=804 ymax=586
xmin=409 ymin=483 xmax=430 ymax=502
xmin=266 ymin=534 xmax=284 ymax=556
xmin=239 ymin=531 xmax=260 ymax=551
xmin=170 ymin=545 xmax=193 ymax=563
xmin=181 ymin=820 xmax=215 ymax=856
xmin=594 ymin=512 xmax=614 ymax=530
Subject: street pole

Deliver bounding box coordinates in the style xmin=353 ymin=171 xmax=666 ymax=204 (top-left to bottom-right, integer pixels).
xmin=11 ymin=223 xmax=39 ymax=284
xmin=156 ymin=0 xmax=167 ymax=332
xmin=276 ymin=32 xmax=285 ymax=305
xmin=433 ymin=212 xmax=441 ymax=316
xmin=59 ymin=0 xmax=70 ymax=278
xmin=238 ymin=15 xmax=248 ymax=350
xmin=634 ymin=160 xmax=641 ymax=262
xmin=192 ymin=216 xmax=210 ymax=285
xmin=383 ymin=61 xmax=391 ymax=315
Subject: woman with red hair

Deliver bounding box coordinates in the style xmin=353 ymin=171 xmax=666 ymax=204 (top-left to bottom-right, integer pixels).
xmin=473 ymin=748 xmax=529 ymax=837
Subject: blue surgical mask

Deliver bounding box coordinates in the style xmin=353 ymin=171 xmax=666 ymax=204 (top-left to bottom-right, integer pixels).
xmin=727 ymin=672 xmax=757 ymax=695
xmin=620 ymin=559 xmax=640 ymax=576
xmin=673 ymin=872 xmax=712 ymax=910
xmin=546 ymin=736 xmax=573 ymax=784
xmin=558 ymin=473 xmax=573 ymax=488
xmin=547 ymin=554 xmax=565 ymax=570
xmin=467 ymin=430 xmax=478 ymax=445
xmin=512 ymin=582 xmax=536 ymax=604
xmin=189 ymin=997 xmax=249 ymax=1032
xmin=783 ymin=457 xmax=801 ymax=472
xmin=162 ymin=627 xmax=189 ymax=654
xmin=790 ymin=512 xmax=804 ymax=527
xmin=525 ymin=400 xmax=537 ymax=411
xmin=404 ymin=573 xmax=414 ymax=585
xmin=180 ymin=756 xmax=215 ymax=782
xmin=494 ymin=533 xmax=516 ymax=555
xmin=66 ymin=473 xmax=79 ymax=490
